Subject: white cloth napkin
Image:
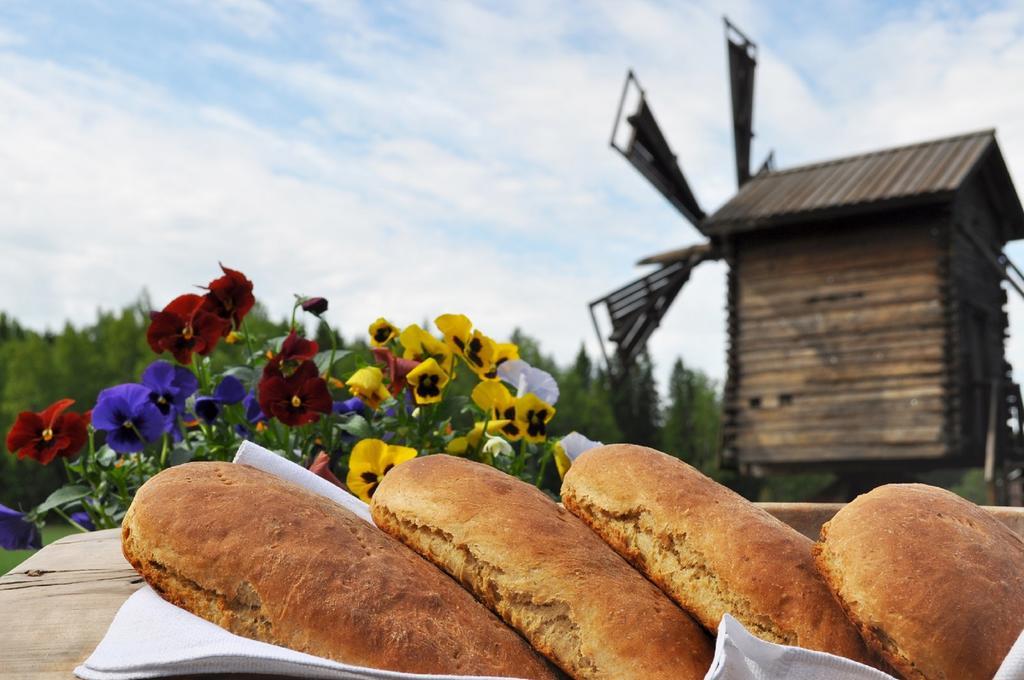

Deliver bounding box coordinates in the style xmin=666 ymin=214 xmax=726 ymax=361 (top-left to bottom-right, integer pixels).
xmin=75 ymin=441 xmax=1023 ymax=679
xmin=705 ymin=614 xmax=896 ymax=680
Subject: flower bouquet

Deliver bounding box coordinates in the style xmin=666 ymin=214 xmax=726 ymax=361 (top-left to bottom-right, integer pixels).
xmin=2 ymin=265 xmax=599 ymax=549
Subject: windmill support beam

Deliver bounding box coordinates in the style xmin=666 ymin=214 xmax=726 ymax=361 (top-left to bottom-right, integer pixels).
xmin=590 ymin=246 xmax=719 ymax=372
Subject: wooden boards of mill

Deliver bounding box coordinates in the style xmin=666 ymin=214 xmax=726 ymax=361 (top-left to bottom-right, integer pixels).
xmin=720 ymin=213 xmax=951 ymax=467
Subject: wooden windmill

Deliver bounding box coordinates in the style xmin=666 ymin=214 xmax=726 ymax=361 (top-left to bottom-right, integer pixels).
xmin=590 ymin=18 xmax=1024 ymax=501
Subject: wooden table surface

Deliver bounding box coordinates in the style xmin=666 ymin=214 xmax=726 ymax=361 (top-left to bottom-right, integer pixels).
xmin=3 ymin=504 xmax=1023 ymax=679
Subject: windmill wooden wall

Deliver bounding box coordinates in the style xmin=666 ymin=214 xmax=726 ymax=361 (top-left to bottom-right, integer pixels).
xmin=706 ymin=131 xmax=1024 ymax=473
xmin=720 ymin=209 xmax=951 ymax=468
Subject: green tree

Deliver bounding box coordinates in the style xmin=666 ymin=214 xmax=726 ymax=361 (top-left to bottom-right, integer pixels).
xmin=661 ymin=358 xmax=720 ymax=471
xmin=551 ymin=345 xmax=622 ymax=443
xmin=609 ymin=350 xmax=661 ymax=447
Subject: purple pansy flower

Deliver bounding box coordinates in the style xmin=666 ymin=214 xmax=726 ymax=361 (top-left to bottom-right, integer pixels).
xmin=194 ymin=376 xmax=246 ymax=424
xmin=141 ymin=361 xmax=198 ymax=440
xmin=141 ymin=360 xmax=199 ymax=418
xmin=92 ymin=384 xmax=167 ymax=453
xmin=234 ymin=389 xmax=267 ymax=437
xmin=70 ymin=511 xmax=95 ymax=531
xmin=0 ymin=503 xmax=41 ymax=550
xmin=333 ymin=397 xmax=366 ymax=415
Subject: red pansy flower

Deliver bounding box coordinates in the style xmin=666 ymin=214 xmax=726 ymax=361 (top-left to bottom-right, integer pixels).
xmin=6 ymin=399 xmax=90 ymax=465
xmin=147 ymin=294 xmax=230 ymax=364
xmin=201 ymin=263 xmax=255 ymax=332
xmin=372 ymin=348 xmax=420 ymax=395
xmin=309 ymin=451 xmax=347 ymax=490
xmin=301 ymin=297 xmax=329 ymax=317
xmin=264 ymin=330 xmax=319 ymax=378
xmin=258 ymin=360 xmax=332 ymax=426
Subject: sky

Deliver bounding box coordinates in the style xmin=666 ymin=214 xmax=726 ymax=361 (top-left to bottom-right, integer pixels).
xmin=1 ymin=0 xmax=1023 ymax=389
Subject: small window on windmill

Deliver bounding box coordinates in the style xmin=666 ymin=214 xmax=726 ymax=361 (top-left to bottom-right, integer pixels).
xmin=779 ymin=393 xmax=793 ymax=406
xmin=749 ymin=396 xmax=762 ymax=409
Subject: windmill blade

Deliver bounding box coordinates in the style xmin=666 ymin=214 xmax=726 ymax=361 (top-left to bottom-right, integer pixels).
xmin=590 ymin=243 xmax=719 ymax=370
xmin=957 ymin=222 xmax=1024 ymax=300
xmin=725 ymin=17 xmax=757 ymax=188
xmin=610 ymin=70 xmax=706 ymax=228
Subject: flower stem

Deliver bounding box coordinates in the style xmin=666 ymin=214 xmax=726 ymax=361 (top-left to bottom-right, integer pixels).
xmin=534 ymin=447 xmax=551 ymax=488
xmin=241 ymin=317 xmax=257 ymax=367
xmin=133 ymin=453 xmax=145 ymax=490
xmin=52 ymin=506 xmax=91 ymax=533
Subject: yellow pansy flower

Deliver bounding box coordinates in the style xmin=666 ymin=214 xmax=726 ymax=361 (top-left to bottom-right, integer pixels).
xmin=446 ymin=420 xmax=511 ymax=455
xmin=407 ymin=358 xmax=449 ymax=404
xmin=368 ymin=317 xmax=399 ymax=347
xmin=347 ymin=438 xmax=417 ymax=502
xmin=346 ymin=366 xmax=390 ymax=409
xmin=553 ymin=432 xmax=603 ymax=479
xmin=483 ymin=342 xmax=520 ymax=380
xmin=463 ymin=330 xmax=497 ymax=378
xmin=435 ymin=313 xmax=473 ymax=355
xmin=471 ymin=381 xmax=523 ymax=441
xmin=554 ymin=444 xmax=572 ymax=479
xmin=515 ymin=393 xmax=556 ymax=443
xmin=399 ymin=324 xmax=454 ymax=373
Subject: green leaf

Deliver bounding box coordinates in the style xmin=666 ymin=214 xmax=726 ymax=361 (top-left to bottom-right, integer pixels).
xmin=96 ymin=446 xmax=117 ymax=467
xmin=36 ymin=485 xmax=91 ymax=514
xmin=314 ymin=349 xmax=352 ymax=375
xmin=168 ymin=446 xmax=194 ymax=467
xmin=221 ymin=366 xmax=256 ymax=385
xmin=338 ymin=414 xmax=373 ymax=439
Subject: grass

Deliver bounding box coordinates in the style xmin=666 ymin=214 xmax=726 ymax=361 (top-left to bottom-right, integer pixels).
xmin=0 ymin=523 xmax=81 ymax=575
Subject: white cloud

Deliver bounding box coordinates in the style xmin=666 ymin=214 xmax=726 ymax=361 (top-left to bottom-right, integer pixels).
xmin=190 ymin=0 xmax=281 ymax=39
xmin=0 ymin=0 xmax=1023 ymax=395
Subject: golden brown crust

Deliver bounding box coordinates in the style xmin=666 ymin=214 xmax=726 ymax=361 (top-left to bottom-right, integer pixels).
xmin=814 ymin=483 xmax=1024 ymax=680
xmin=369 ymin=454 xmax=714 ymax=680
xmin=122 ymin=462 xmax=560 ymax=679
xmin=560 ymin=444 xmax=876 ymax=666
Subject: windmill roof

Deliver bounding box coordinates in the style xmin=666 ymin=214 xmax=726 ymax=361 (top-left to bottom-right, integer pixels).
xmin=701 ymin=130 xmax=1024 ymax=241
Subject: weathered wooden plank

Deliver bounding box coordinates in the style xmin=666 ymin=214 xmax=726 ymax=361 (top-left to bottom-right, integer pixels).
xmin=739 ymin=290 xmax=943 ymax=324
xmin=739 ymin=343 xmax=946 ymax=376
xmin=738 ymin=244 xmax=941 ymax=284
xmin=732 ymin=375 xmax=947 ymax=401
xmin=732 ymin=425 xmax=944 ymax=448
xmin=731 ymin=442 xmax=950 ymax=462
xmin=739 ymin=281 xmax=942 ymax=318
xmin=737 ymin=360 xmax=946 ymax=389
xmin=735 ymin=329 xmax=945 ymax=364
xmin=733 ymin=408 xmax=945 ymax=433
xmin=736 ymin=259 xmax=941 ymax=295
xmin=0 ymin=530 xmax=144 ymax=679
xmin=729 ymin=393 xmax=945 ymax=416
xmin=737 ymin=299 xmax=944 ymax=338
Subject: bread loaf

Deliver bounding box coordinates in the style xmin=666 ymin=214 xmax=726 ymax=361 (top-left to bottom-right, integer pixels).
xmin=122 ymin=462 xmax=560 ymax=678
xmin=814 ymin=483 xmax=1024 ymax=680
xmin=370 ymin=454 xmax=714 ymax=680
xmin=561 ymin=444 xmax=876 ymax=666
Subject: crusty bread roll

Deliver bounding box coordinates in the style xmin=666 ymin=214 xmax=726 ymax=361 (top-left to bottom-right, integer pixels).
xmin=122 ymin=462 xmax=560 ymax=678
xmin=370 ymin=454 xmax=713 ymax=680
xmin=814 ymin=483 xmax=1024 ymax=680
xmin=561 ymin=444 xmax=876 ymax=666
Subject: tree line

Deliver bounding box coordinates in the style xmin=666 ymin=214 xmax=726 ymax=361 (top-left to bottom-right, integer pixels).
xmin=0 ymin=298 xmax=844 ymax=510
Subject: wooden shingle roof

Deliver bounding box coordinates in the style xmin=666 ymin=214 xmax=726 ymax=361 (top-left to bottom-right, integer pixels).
xmin=702 ymin=130 xmax=1024 ymax=240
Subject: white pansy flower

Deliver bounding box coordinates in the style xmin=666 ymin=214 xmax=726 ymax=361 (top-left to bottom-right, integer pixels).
xmin=497 ymin=359 xmax=559 ymax=405
xmin=482 ymin=436 xmax=514 ymax=458
xmin=554 ymin=431 xmax=603 ymax=479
